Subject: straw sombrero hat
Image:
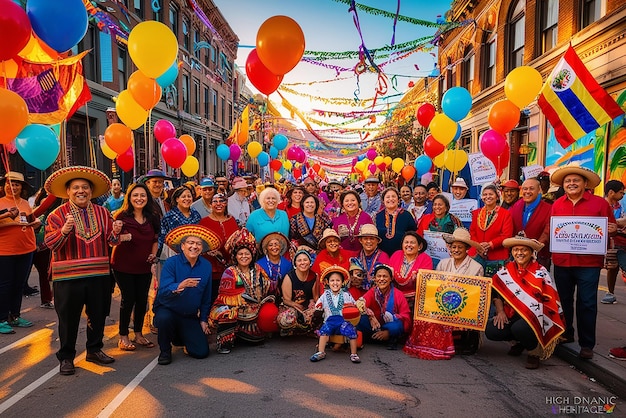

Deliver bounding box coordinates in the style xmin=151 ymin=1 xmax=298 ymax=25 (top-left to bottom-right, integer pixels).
xmin=260 ymin=232 xmax=289 ymax=256
xmin=442 ymin=228 xmax=481 ymax=251
xmin=44 ymin=166 xmax=111 ymax=199
xmin=503 ymin=233 xmax=545 ymax=252
xmin=319 ymin=228 xmax=341 ymax=249
xmin=550 ymin=162 xmax=601 ymax=189
xmin=320 ymin=265 xmax=350 ymax=286
xmin=165 ymin=224 xmax=221 ymax=253
xmin=356 ymin=224 xmax=382 ymax=243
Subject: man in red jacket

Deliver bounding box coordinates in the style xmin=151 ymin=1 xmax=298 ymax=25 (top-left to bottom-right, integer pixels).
xmin=510 ymin=178 xmax=552 ymax=269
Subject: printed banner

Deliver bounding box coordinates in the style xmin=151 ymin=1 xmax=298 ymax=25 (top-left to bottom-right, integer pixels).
xmin=448 ymin=198 xmax=478 ymax=223
xmin=468 ymin=152 xmax=497 ymax=185
xmin=549 ymin=216 xmax=608 ymax=255
xmin=414 ymin=269 xmax=492 ymax=331
xmin=423 ymin=231 xmax=449 ymax=261
xmin=522 ymin=164 xmax=544 ymax=180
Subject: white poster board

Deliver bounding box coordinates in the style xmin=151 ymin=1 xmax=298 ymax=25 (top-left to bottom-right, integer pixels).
xmin=423 ymin=230 xmax=450 ymax=261
xmin=522 ymin=164 xmax=544 ymax=180
xmin=549 ymin=216 xmax=608 ymax=255
xmin=469 ymin=152 xmax=497 ymax=185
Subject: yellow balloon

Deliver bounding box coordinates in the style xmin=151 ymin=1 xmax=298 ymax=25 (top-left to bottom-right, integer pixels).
xmin=430 ymin=113 xmax=457 ymax=145
xmin=443 ymin=150 xmax=468 ymax=173
xmin=116 ymin=90 xmax=148 ymax=130
xmin=505 ymin=66 xmax=543 ymax=109
xmin=274 ymin=171 xmax=282 ymax=181
xmin=391 ymin=158 xmax=405 ymax=174
xmin=374 ymin=156 xmax=384 ymax=166
xmin=383 ymin=156 xmax=392 ymax=166
xmin=181 ymin=155 xmax=199 ymax=177
xmin=362 ymin=169 xmax=371 ymax=178
xmin=101 ymin=141 xmax=117 ymax=160
xmin=128 ymin=21 xmax=179 ymax=78
xmin=354 ymin=160 xmax=365 ymax=172
xmin=247 ymin=141 xmax=262 ymax=158
xmin=283 ymin=160 xmax=293 ymax=170
xmin=433 ymin=150 xmax=447 ymax=168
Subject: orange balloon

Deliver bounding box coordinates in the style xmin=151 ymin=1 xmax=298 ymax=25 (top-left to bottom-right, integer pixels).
xmin=401 ymin=165 xmax=416 ymax=181
xmin=115 ymin=90 xmax=148 ymax=130
xmin=104 ymin=123 xmax=133 ymax=154
xmin=488 ymin=99 xmax=520 ymax=134
xmin=179 ymin=134 xmax=196 ymax=155
xmin=256 ymin=15 xmax=305 ymax=75
xmin=0 ymin=88 xmax=29 ymax=145
xmin=128 ymin=70 xmax=162 ymax=110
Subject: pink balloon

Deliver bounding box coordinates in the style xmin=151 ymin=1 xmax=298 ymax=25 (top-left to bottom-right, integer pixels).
xmin=366 ymin=148 xmax=377 ymax=160
xmin=154 ymin=120 xmax=176 ymax=144
xmin=479 ymin=129 xmax=507 ymax=161
xmin=368 ymin=163 xmax=377 ymax=173
xmin=116 ymin=147 xmax=134 ymax=172
xmin=295 ymin=147 xmax=307 ymax=163
xmin=229 ymin=144 xmax=242 ymax=161
xmin=286 ymin=145 xmax=298 ymax=161
xmin=161 ymin=138 xmax=187 ymax=168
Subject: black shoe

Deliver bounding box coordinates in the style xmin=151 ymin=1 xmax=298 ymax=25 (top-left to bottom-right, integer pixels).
xmin=23 ymin=286 xmax=39 ymax=297
xmin=579 ymin=347 xmax=594 ymax=360
xmin=507 ymin=343 xmax=525 ymax=356
xmin=59 ymin=359 xmax=75 ymax=375
xmin=158 ymin=352 xmax=172 ymax=365
xmin=86 ymin=350 xmax=115 ymax=365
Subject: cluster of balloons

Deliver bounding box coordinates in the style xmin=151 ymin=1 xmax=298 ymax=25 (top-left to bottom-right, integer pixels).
xmin=0 ymin=0 xmax=91 ymax=169
xmin=352 ymin=149 xmax=393 ymax=180
xmin=480 ymin=66 xmax=543 ymax=175
xmin=246 ymin=16 xmax=305 ymax=95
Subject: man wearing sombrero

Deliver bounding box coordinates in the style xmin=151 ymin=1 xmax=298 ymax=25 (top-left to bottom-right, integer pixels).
xmin=153 ymin=224 xmax=220 ymax=365
xmin=541 ymin=163 xmax=617 ymax=360
xmin=44 ymin=166 xmax=124 ymax=375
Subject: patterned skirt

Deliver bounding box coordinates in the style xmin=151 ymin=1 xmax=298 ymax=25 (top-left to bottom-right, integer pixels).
xmin=403 ymin=320 xmax=455 ymax=360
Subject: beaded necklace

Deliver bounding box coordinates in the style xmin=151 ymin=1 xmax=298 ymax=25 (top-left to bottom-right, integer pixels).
xmin=236 ymin=265 xmax=261 ymax=301
xmin=360 ymin=250 xmax=381 ymax=287
xmin=265 ymin=256 xmax=282 ymax=283
xmin=325 ymin=289 xmax=344 ymax=316
xmin=477 ymin=206 xmax=498 ymax=231
xmin=346 ymin=209 xmax=361 ymax=242
xmin=396 ymin=255 xmax=416 ymax=286
xmin=69 ymin=201 xmax=100 ymax=242
xmin=385 ymin=208 xmax=401 ymax=239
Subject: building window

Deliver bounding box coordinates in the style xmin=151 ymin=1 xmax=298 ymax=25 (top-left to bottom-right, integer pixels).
xmin=539 ymin=0 xmax=558 ymax=53
xmin=74 ymin=25 xmax=98 ymax=83
xmin=204 ymin=39 xmax=211 ymax=67
xmin=211 ymin=46 xmax=216 ymax=63
xmin=508 ymin=0 xmax=525 ymax=71
xmin=132 ymin=0 xmax=143 ymax=18
xmin=581 ymin=0 xmax=603 ymax=28
xmin=204 ymin=86 xmax=209 ymax=119
xmin=182 ymin=73 xmax=189 ymax=113
xmin=182 ymin=18 xmax=190 ymax=51
xmin=169 ymin=5 xmax=178 ymax=40
xmin=194 ymin=31 xmax=201 ymax=60
xmin=221 ymin=96 xmax=225 ymax=126
xmin=118 ymin=47 xmax=127 ymax=91
xmin=483 ymin=35 xmax=496 ymax=88
xmin=193 ymin=78 xmax=200 ymax=115
xmin=462 ymin=47 xmax=474 ymax=92
xmin=153 ymin=0 xmax=162 ymax=21
xmin=211 ymin=89 xmax=217 ymax=122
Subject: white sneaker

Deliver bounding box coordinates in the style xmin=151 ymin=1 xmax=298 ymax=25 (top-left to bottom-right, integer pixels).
xmin=601 ymin=293 xmax=617 ymax=304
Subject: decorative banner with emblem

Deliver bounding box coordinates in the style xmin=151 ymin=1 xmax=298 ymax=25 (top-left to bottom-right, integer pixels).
xmin=549 ymin=216 xmax=608 ymax=255
xmin=414 ymin=269 xmax=492 ymax=331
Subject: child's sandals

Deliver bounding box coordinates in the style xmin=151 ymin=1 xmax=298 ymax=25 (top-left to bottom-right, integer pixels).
xmin=350 ymin=353 xmax=361 ymax=363
xmin=310 ymin=351 xmax=326 ymax=362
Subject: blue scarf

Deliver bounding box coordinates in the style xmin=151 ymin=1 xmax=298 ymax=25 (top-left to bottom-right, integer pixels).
xmin=522 ymin=195 xmax=542 ymax=228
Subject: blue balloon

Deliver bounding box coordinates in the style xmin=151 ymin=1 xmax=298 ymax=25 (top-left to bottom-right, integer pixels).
xmin=15 ymin=124 xmax=60 ymax=170
xmin=269 ymin=146 xmax=278 ymax=159
xmin=273 ymin=134 xmax=288 ymax=151
xmin=357 ymin=154 xmax=366 ymax=161
xmin=27 ymin=0 xmax=88 ymax=52
xmin=441 ymin=87 xmax=472 ymax=122
xmin=257 ymin=151 xmax=270 ymax=167
xmin=156 ymin=61 xmax=179 ymax=88
xmin=414 ymin=155 xmax=432 ymax=177
xmin=453 ymin=123 xmax=462 ymax=142
xmin=216 ymin=143 xmax=230 ymax=160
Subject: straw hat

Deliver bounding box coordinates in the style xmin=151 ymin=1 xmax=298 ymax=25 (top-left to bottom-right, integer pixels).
xmin=0 ymin=171 xmax=32 ymax=191
xmin=44 ymin=166 xmax=111 ymax=199
xmin=503 ymin=233 xmax=545 ymax=252
xmin=260 ymin=232 xmax=289 ymax=256
xmin=550 ymin=162 xmax=601 ymax=189
xmin=442 ymin=228 xmax=481 ymax=251
xmin=320 ymin=265 xmax=350 ymax=285
xmin=356 ymin=224 xmax=381 ymax=242
xmin=232 ymin=178 xmax=248 ymax=190
xmin=319 ymin=228 xmax=341 ymax=249
xmin=165 ymin=224 xmax=221 ymax=253
xmin=451 ymin=177 xmax=468 ymax=189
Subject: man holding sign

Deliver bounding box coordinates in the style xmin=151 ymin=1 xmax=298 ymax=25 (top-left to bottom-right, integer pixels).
xmin=541 ymin=163 xmax=616 ymax=360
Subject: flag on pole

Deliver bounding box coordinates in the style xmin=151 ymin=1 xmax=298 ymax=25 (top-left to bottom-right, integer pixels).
xmin=537 ymin=45 xmax=623 ymax=148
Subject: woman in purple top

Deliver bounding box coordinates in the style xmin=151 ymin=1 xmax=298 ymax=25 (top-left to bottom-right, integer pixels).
xmin=111 ymin=183 xmax=160 ymax=351
xmin=333 ymin=190 xmax=373 ymax=252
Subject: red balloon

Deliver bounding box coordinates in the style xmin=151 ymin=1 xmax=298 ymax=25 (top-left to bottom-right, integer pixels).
xmin=492 ymin=142 xmax=510 ymax=177
xmin=269 ymin=159 xmax=282 ymax=171
xmin=116 ymin=147 xmax=134 ymax=172
xmin=246 ymin=49 xmax=283 ymax=95
xmin=257 ymin=303 xmax=279 ymax=333
xmin=292 ymin=168 xmax=302 ymax=179
xmin=416 ymin=103 xmax=436 ymax=127
xmin=161 ymin=138 xmax=187 ymax=168
xmin=488 ymin=100 xmax=520 ymax=134
xmin=154 ymin=119 xmax=176 ymax=144
xmin=0 ymin=0 xmax=32 ymax=61
xmin=479 ymin=129 xmax=507 ymax=161
xmin=401 ymin=165 xmax=416 ymax=181
xmin=423 ymin=134 xmax=445 ymax=159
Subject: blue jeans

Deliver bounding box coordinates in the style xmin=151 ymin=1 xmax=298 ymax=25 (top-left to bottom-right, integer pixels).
xmin=553 ymin=266 xmax=600 ymax=349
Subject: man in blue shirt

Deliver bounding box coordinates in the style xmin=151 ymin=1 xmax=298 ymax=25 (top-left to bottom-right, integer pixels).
xmin=154 ymin=225 xmax=219 ymax=365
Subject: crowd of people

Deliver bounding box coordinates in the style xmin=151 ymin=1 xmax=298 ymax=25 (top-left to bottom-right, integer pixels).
xmin=1 ymin=161 xmax=626 ymax=375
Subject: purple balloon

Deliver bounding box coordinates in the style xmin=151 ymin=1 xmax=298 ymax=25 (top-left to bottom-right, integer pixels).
xmin=479 ymin=129 xmax=507 ymax=160
xmin=229 ymin=144 xmax=242 ymax=161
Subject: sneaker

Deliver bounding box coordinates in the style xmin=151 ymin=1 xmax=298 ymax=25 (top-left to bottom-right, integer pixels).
xmin=350 ymin=353 xmax=361 ymax=363
xmin=0 ymin=321 xmax=16 ymax=334
xmin=40 ymin=302 xmax=55 ymax=309
xmin=23 ymin=286 xmax=39 ymax=297
xmin=9 ymin=317 xmax=33 ymax=328
xmin=609 ymin=347 xmax=626 ymax=360
xmin=601 ymin=293 xmax=617 ymax=304
xmin=217 ymin=347 xmax=231 ymax=354
xmin=310 ymin=351 xmax=326 ymax=362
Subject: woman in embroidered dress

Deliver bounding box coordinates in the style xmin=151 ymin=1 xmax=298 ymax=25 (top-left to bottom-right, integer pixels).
xmin=199 ymin=193 xmax=239 ymax=304
xmin=417 ymin=194 xmax=463 ymax=267
xmin=256 ymin=232 xmax=292 ymax=297
xmin=485 ymin=235 xmax=564 ymax=369
xmin=209 ymin=229 xmax=275 ymax=354
xmin=333 ymin=190 xmax=373 ymax=252
xmin=468 ymin=183 xmax=514 ymax=277
xmin=404 ymin=228 xmax=483 ymax=360
xmin=277 ymin=248 xmax=319 ymax=336
xmin=311 ymin=228 xmax=357 ymax=285
xmin=277 ymin=185 xmax=304 ymax=218
xmin=289 ymin=194 xmax=332 ymax=251
xmin=158 ymin=186 xmax=202 ymax=259
xmin=375 ymin=188 xmax=417 ymax=256
xmin=388 ymin=232 xmax=433 ymax=310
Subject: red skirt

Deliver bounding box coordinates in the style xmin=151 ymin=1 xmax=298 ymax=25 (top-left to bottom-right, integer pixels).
xmin=403 ymin=319 xmax=455 ymax=360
